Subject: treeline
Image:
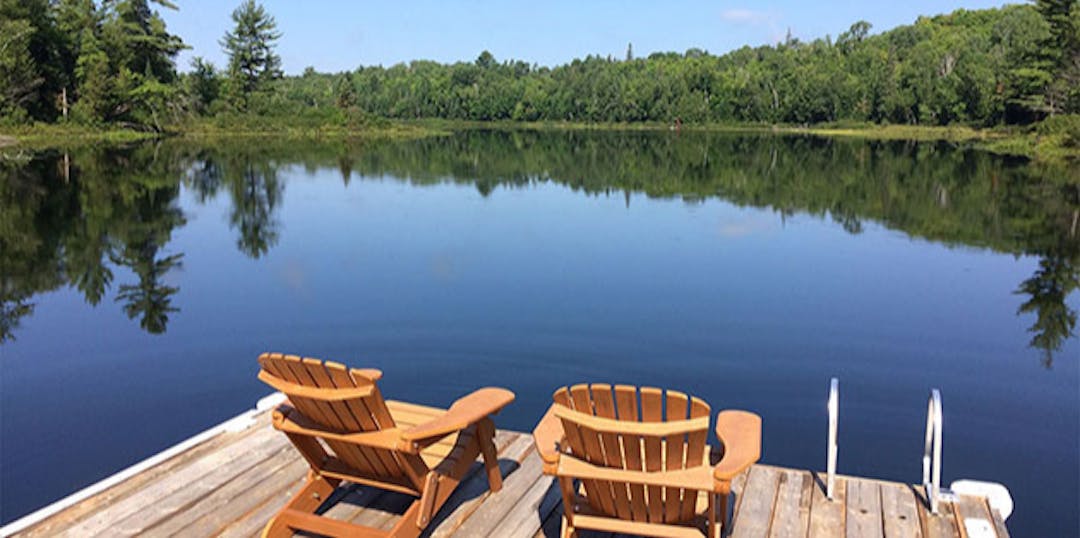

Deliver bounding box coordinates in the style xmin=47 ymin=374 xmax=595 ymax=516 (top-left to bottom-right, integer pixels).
xmin=1 ymin=1 xmax=1078 ymax=130
xmin=0 ymin=0 xmax=284 ymax=129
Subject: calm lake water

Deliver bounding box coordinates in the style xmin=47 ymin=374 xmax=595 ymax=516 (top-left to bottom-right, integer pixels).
xmin=1 ymin=131 xmax=1077 ymax=535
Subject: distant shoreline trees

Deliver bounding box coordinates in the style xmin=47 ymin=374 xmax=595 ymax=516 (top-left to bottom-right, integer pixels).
xmin=0 ymin=1 xmax=1078 ymax=130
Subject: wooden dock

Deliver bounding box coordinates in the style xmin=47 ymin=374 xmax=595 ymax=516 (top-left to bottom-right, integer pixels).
xmin=3 ymin=402 xmax=1010 ymax=538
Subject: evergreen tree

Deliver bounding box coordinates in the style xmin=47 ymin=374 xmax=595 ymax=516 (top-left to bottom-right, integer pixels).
xmin=335 ymin=74 xmax=357 ymax=109
xmin=220 ymin=0 xmax=282 ymax=106
xmin=0 ymin=0 xmax=64 ymax=121
xmin=1034 ymin=0 xmax=1080 ymax=113
xmin=185 ymin=56 xmax=220 ymax=114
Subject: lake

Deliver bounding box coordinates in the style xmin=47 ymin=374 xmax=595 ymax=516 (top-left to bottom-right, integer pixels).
xmin=1 ymin=130 xmax=1077 ymax=536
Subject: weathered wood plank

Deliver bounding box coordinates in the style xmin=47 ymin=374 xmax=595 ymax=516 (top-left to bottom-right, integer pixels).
xmin=880 ymin=483 xmax=921 ymax=538
xmin=448 ymin=446 xmax=545 ymax=537
xmin=808 ymin=472 xmax=845 ymax=538
xmin=915 ymin=488 xmax=960 ymax=538
xmin=15 ymin=415 xmax=272 ymax=538
xmin=170 ymin=455 xmax=308 ymax=536
xmin=484 ymin=471 xmax=559 ymax=537
xmin=954 ymin=495 xmax=999 ymax=538
xmin=138 ymin=443 xmax=300 ymax=535
xmin=730 ymin=465 xmax=781 ymax=538
xmin=107 ymin=434 xmax=291 ymax=536
xmin=9 ymin=407 xmax=1011 ymax=538
xmin=846 ymin=478 xmax=883 ymax=538
xmin=215 ymin=466 xmax=311 ymax=538
xmin=427 ymin=432 xmax=533 ymax=537
xmin=769 ymin=469 xmax=811 ymax=538
xmin=56 ymin=424 xmax=283 ymax=537
xmin=985 ymin=499 xmax=1010 ymax=538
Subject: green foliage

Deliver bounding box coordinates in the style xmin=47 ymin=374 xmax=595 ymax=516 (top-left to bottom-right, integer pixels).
xmin=335 ymin=74 xmax=357 ymax=109
xmin=1 ymin=2 xmax=1078 ymax=134
xmin=184 ymin=56 xmax=220 ymax=114
xmin=220 ymin=0 xmax=281 ymax=107
xmin=0 ymin=18 xmax=41 ymax=121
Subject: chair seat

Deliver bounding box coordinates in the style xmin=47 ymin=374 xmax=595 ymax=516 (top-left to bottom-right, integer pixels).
xmin=386 ymin=400 xmax=474 ymax=469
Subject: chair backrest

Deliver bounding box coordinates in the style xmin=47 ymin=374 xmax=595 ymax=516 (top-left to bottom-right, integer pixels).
xmin=553 ymin=383 xmax=711 ymax=525
xmin=257 ymin=353 xmax=409 ymax=480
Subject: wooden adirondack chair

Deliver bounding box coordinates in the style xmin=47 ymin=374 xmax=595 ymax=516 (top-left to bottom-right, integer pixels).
xmin=256 ymin=353 xmax=515 ymax=538
xmin=532 ymin=384 xmax=761 ymax=538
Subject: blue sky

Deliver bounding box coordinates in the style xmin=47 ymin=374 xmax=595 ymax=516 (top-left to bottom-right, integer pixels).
xmin=164 ymin=0 xmax=1014 ymax=74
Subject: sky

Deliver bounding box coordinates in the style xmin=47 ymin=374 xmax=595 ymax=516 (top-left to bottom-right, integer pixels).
xmin=163 ymin=0 xmax=1015 ymax=74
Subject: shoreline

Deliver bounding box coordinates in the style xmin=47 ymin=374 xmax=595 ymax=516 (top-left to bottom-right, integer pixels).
xmin=2 ymin=120 xmax=1076 ymax=161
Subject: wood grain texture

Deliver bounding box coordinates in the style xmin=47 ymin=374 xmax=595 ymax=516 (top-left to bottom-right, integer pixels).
xmin=845 ymin=478 xmax=884 ymax=538
xmin=880 ymin=483 xmax=922 ymax=538
xmin=768 ymin=469 xmax=811 ymax=538
xmin=730 ymin=464 xmax=780 ymax=538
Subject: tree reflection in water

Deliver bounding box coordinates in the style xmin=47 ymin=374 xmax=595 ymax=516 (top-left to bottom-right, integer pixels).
xmin=0 ymin=132 xmax=1076 ymax=365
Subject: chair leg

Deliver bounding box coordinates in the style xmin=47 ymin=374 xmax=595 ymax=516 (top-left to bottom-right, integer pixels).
xmin=708 ymin=493 xmax=720 ymax=538
xmin=261 ymin=471 xmax=340 ymax=538
xmin=719 ymin=492 xmax=730 ymax=535
xmin=477 ymin=417 xmax=502 ymax=492
xmin=387 ymin=498 xmax=426 ymax=538
xmin=560 ymin=514 xmax=577 ymax=538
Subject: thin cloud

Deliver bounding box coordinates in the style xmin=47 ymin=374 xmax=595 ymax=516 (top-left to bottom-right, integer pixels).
xmin=720 ymin=7 xmax=788 ymax=45
xmin=720 ymin=8 xmax=770 ymax=24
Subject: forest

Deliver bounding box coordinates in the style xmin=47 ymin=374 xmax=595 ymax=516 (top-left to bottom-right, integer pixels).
xmin=1 ymin=0 xmax=1079 ymax=137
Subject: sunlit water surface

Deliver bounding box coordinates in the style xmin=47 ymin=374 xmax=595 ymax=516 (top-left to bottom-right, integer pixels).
xmin=1 ymin=131 xmax=1077 ymax=535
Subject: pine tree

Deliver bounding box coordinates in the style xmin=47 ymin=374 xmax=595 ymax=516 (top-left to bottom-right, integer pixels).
xmin=1034 ymin=0 xmax=1080 ymax=114
xmin=220 ymin=0 xmax=281 ymax=106
xmin=335 ymin=74 xmax=357 ymax=109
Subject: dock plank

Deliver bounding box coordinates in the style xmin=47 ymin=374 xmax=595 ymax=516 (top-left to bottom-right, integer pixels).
xmin=428 ymin=432 xmax=533 ymax=537
xmin=55 ymin=424 xmax=282 ymax=537
xmin=808 ymin=472 xmax=845 ymax=538
xmin=768 ymin=469 xmax=811 ymax=538
xmin=846 ymin=477 xmax=884 ymax=538
xmin=13 ymin=415 xmax=269 ymax=538
xmin=6 ymin=405 xmax=1009 ymax=538
xmin=448 ymin=445 xmax=544 ymax=537
xmin=954 ymin=495 xmax=999 ymax=538
xmin=730 ymin=465 xmax=781 ymax=538
xmin=144 ymin=447 xmax=304 ymax=536
xmin=215 ymin=469 xmax=311 ymax=538
xmin=107 ymin=431 xmax=289 ymax=536
xmin=880 ymin=483 xmax=921 ymax=538
xmin=915 ymin=488 xmax=961 ymax=538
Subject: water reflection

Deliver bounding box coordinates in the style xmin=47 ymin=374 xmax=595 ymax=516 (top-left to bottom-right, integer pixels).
xmin=0 ymin=131 xmax=1076 ymax=365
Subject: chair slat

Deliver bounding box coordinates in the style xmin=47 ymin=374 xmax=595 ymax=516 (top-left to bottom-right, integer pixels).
xmin=324 ymin=361 xmax=404 ymax=479
xmin=614 ymin=385 xmax=648 ymax=522
xmin=640 ymin=387 xmax=664 ymax=523
xmin=592 ymin=384 xmax=633 ymax=520
xmin=570 ymin=384 xmax=617 ymax=516
xmin=290 ymin=356 xmax=385 ymax=478
xmin=614 ymin=384 xmax=639 ymax=421
xmin=664 ymin=390 xmax=690 ymax=522
xmin=557 ymin=387 xmax=603 ymax=514
xmin=682 ymin=397 xmax=711 ymax=521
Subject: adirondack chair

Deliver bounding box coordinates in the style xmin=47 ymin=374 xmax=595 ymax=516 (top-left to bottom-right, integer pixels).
xmin=256 ymin=352 xmax=515 ymax=538
xmin=532 ymin=384 xmax=761 ymax=538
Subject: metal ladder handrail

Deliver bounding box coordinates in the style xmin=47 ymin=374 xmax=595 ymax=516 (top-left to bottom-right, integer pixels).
xmin=923 ymin=389 xmax=943 ymax=514
xmin=826 ymin=378 xmax=839 ymax=500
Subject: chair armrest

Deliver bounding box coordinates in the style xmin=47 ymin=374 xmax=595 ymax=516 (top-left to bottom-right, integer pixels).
xmin=532 ymin=404 xmax=564 ymax=472
xmin=713 ymin=410 xmax=762 ymax=482
xmin=401 ymin=387 xmax=515 ymax=442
